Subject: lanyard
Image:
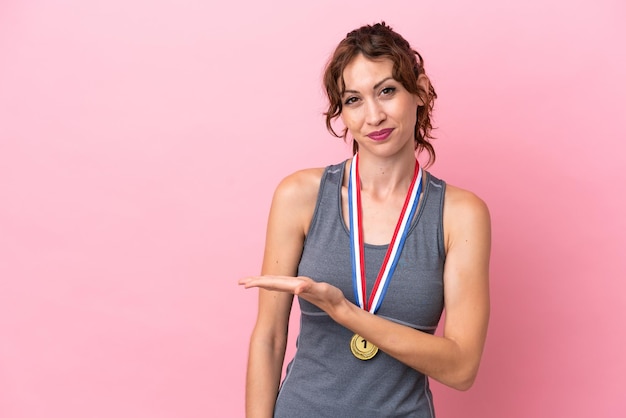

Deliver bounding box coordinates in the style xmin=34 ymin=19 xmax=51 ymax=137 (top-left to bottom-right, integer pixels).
xmin=348 ymin=153 xmax=423 ymax=313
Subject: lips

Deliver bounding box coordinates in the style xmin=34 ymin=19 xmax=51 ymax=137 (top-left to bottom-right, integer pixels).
xmin=366 ymin=128 xmax=394 ymax=141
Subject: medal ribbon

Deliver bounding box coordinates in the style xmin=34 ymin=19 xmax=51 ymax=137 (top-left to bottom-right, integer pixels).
xmin=348 ymin=153 xmax=423 ymax=313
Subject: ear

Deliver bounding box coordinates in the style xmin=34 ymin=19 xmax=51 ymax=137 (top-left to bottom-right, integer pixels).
xmin=415 ymin=74 xmax=431 ymax=106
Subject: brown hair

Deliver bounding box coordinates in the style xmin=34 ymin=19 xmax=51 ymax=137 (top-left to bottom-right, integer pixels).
xmin=323 ymin=22 xmax=437 ymax=165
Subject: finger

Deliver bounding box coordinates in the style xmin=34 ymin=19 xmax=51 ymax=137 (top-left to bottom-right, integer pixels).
xmin=238 ymin=277 xmax=299 ymax=292
xmin=238 ymin=277 xmax=262 ymax=288
xmin=242 ymin=275 xmax=298 ymax=284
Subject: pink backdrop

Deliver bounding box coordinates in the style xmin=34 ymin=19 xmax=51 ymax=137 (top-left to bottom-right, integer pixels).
xmin=1 ymin=1 xmax=625 ymax=417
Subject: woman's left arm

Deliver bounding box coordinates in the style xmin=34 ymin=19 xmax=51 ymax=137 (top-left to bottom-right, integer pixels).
xmin=334 ymin=185 xmax=490 ymax=390
xmin=240 ymin=185 xmax=491 ymax=391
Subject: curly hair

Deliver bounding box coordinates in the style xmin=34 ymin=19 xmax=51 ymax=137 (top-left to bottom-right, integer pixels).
xmin=323 ymin=22 xmax=437 ymax=165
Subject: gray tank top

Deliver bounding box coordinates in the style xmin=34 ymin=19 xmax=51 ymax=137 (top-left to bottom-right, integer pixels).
xmin=274 ymin=161 xmax=446 ymax=418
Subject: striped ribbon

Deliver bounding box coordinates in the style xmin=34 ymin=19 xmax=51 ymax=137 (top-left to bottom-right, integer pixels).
xmin=348 ymin=153 xmax=423 ymax=313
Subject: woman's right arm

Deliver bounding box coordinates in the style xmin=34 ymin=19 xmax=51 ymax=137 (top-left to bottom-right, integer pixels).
xmin=245 ymin=169 xmax=322 ymax=418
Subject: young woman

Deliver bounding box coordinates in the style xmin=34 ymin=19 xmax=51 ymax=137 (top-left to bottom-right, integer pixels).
xmin=239 ymin=22 xmax=491 ymax=418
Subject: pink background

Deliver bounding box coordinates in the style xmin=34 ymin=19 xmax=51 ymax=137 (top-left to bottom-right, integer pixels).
xmin=1 ymin=1 xmax=625 ymax=417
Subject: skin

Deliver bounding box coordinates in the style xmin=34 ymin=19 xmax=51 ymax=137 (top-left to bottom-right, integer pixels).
xmin=239 ymin=54 xmax=491 ymax=418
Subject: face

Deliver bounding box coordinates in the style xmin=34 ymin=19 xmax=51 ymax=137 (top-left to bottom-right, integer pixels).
xmin=340 ymin=54 xmax=421 ymax=157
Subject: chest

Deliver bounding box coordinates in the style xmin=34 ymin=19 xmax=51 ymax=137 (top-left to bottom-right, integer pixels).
xmin=340 ymin=186 xmax=418 ymax=246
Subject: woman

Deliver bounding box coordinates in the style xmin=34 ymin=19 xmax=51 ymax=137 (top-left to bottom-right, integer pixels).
xmin=239 ymin=22 xmax=491 ymax=418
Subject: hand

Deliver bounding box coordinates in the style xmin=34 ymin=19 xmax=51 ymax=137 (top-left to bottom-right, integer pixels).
xmin=238 ymin=275 xmax=347 ymax=317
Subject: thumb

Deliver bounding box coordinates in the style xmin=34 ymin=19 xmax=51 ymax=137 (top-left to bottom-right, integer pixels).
xmin=293 ymin=278 xmax=312 ymax=295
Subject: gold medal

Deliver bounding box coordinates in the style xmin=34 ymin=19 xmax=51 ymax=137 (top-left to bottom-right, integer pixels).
xmin=350 ymin=333 xmax=378 ymax=360
xmin=347 ymin=155 xmax=421 ymax=362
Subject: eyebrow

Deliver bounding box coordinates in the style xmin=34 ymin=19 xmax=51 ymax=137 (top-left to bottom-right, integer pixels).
xmin=342 ymin=76 xmax=395 ymax=96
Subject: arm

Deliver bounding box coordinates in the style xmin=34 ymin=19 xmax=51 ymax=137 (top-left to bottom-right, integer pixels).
xmin=330 ymin=185 xmax=491 ymax=389
xmin=244 ymin=169 xmax=323 ymax=417
xmin=242 ymin=185 xmax=491 ymax=391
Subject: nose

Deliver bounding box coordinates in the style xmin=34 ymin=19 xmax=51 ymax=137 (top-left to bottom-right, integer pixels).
xmin=364 ymin=99 xmax=386 ymax=126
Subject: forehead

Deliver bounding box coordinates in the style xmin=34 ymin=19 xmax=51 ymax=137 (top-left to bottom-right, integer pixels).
xmin=342 ymin=54 xmax=394 ymax=91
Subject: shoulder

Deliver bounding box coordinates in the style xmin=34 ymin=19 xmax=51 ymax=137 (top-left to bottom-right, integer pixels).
xmin=443 ymin=184 xmax=489 ymax=216
xmin=442 ymin=183 xmax=491 ymax=247
xmin=268 ymin=167 xmax=328 ymax=235
xmin=273 ymin=167 xmax=327 ymax=206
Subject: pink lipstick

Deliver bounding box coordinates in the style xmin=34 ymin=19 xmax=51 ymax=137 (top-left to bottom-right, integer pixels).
xmin=366 ymin=128 xmax=394 ymax=141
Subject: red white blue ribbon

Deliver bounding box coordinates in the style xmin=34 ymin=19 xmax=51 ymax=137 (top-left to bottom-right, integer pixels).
xmin=348 ymin=153 xmax=423 ymax=313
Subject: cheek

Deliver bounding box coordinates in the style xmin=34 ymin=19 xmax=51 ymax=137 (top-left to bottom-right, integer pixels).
xmin=340 ymin=111 xmax=359 ymax=129
xmin=399 ymin=101 xmax=418 ymax=124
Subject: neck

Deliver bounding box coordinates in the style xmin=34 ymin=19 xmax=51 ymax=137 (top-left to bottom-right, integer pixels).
xmin=355 ymin=151 xmax=417 ymax=198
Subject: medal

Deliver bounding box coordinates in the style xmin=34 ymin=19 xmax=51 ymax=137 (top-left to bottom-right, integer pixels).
xmin=348 ymin=153 xmax=422 ymax=360
xmin=350 ymin=333 xmax=379 ymax=360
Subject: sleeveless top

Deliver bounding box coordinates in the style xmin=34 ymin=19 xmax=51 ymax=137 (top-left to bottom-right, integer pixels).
xmin=274 ymin=161 xmax=446 ymax=418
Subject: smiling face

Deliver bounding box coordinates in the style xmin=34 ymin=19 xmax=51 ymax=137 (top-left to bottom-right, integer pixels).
xmin=340 ymin=54 xmax=421 ymax=158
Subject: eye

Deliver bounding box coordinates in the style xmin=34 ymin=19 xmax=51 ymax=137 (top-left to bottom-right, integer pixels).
xmin=344 ymin=96 xmax=359 ymax=105
xmin=381 ymin=86 xmax=396 ymax=96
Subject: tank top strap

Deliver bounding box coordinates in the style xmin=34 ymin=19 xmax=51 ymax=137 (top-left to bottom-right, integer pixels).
xmin=304 ymin=161 xmax=347 ymax=243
